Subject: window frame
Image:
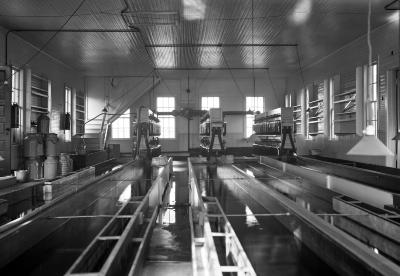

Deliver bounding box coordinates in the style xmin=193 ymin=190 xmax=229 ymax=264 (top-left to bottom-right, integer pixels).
xmin=157 ymin=97 xmax=176 ymax=139
xmin=64 ymin=85 xmax=72 ymax=141
xmin=111 ymin=109 xmax=131 ymax=139
xmin=245 ymin=96 xmax=264 ymax=138
xmin=367 ymin=63 xmax=378 ymax=136
xmin=201 ymin=96 xmax=220 ymax=111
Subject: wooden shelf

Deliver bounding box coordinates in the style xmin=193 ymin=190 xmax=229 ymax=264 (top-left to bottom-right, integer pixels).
xmin=334 ymin=98 xmax=355 ymax=104
xmin=32 ymin=91 xmax=48 ymax=98
xmin=31 ymin=105 xmax=48 ymax=111
xmin=336 ymin=111 xmax=356 ymax=115
xmin=309 ymin=132 xmax=324 ymax=136
xmin=31 ymin=109 xmax=48 ymax=114
xmin=309 ymin=98 xmax=323 ymax=104
xmin=335 ymin=88 xmax=356 ymax=97
xmin=334 ymin=118 xmax=356 ymax=123
xmin=32 ymin=74 xmax=49 ymax=81
xmin=31 ymin=86 xmax=49 ymax=94
xmin=256 ymin=134 xmax=281 ymax=137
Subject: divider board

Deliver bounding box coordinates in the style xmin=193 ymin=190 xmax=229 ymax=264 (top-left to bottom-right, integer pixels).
xmin=188 ymin=158 xmax=256 ymax=276
xmin=65 ymin=158 xmax=172 ymax=276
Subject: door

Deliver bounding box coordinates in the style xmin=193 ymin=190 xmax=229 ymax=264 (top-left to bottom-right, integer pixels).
xmin=0 ymin=66 xmax=11 ymax=176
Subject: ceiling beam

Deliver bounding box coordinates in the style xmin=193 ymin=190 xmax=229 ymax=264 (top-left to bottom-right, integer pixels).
xmin=5 ymin=28 xmax=140 ymax=66
xmin=145 ymin=43 xmax=297 ymax=48
xmin=156 ymin=67 xmax=269 ymax=71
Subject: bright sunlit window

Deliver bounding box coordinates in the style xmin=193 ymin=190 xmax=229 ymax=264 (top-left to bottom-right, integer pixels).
xmin=65 ymin=86 xmax=72 ymax=141
xmin=157 ymin=97 xmax=175 ymax=138
xmin=112 ymin=109 xmax=130 ymax=139
xmin=329 ymin=78 xmax=335 ymax=140
xmin=246 ymin=97 xmax=264 ymax=137
xmin=367 ymin=63 xmax=378 ymax=136
xmin=201 ymin=96 xmax=220 ymax=110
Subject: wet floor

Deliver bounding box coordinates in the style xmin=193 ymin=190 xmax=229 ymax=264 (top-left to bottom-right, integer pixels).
xmin=142 ymin=160 xmax=192 ymax=276
xmin=194 ymin=163 xmax=338 ymax=276
xmin=0 ymin=163 xmax=151 ymax=276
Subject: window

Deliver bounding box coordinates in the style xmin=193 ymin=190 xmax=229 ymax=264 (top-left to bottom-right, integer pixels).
xmin=245 ymin=97 xmax=264 ymax=137
xmin=157 ymin=97 xmax=175 ymax=138
xmin=367 ymin=64 xmax=378 ymax=136
xmin=329 ymin=78 xmax=336 ymax=140
xmin=64 ymin=86 xmax=72 ymax=141
xmin=201 ymin=97 xmax=219 ymax=110
xmin=285 ymin=94 xmax=292 ymax=107
xmin=75 ymin=91 xmax=85 ymax=135
xmin=112 ymin=109 xmax=130 ymax=139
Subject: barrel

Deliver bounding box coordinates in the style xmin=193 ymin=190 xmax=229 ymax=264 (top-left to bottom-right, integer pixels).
xmin=44 ymin=156 xmax=58 ymax=179
xmin=45 ymin=133 xmax=58 ymax=156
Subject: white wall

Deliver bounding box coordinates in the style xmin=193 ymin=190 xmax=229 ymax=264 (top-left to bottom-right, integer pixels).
xmin=288 ymin=20 xmax=399 ymax=166
xmin=87 ymin=73 xmax=286 ymax=153
xmin=1 ymin=29 xmax=85 ymax=152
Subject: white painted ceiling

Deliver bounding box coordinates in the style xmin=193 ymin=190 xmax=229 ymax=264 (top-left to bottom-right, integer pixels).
xmin=0 ymin=0 xmax=397 ymax=78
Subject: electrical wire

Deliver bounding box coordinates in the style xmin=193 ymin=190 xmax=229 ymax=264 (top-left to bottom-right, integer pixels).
xmin=111 ymin=69 xmax=155 ymax=106
xmin=196 ymin=68 xmax=212 ymax=93
xmin=295 ymin=45 xmax=306 ymax=91
xmin=220 ymin=48 xmax=245 ymax=98
xmin=1 ymin=0 xmax=87 ymax=89
xmin=265 ymin=69 xmax=280 ymax=106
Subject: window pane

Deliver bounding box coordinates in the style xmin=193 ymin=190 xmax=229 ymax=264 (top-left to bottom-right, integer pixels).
xmin=245 ymin=97 xmax=264 ymax=137
xmin=157 ymin=97 xmax=176 ymax=138
xmin=157 ymin=97 xmax=175 ymax=112
xmin=159 ymin=116 xmax=175 ymax=138
xmin=201 ymin=97 xmax=220 ymax=110
xmin=112 ymin=109 xmax=131 ymax=139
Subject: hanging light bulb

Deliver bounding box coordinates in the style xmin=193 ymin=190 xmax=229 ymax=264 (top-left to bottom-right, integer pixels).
xmin=347 ymin=0 xmax=394 ymax=157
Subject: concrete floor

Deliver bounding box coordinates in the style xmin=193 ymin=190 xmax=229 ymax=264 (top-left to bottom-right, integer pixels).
xmin=142 ymin=160 xmax=192 ymax=275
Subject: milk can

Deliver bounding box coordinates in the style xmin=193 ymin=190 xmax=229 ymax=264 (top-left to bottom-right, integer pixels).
xmin=45 ymin=133 xmax=58 ymax=156
xmin=37 ymin=113 xmax=50 ymax=134
xmin=59 ymin=153 xmax=73 ymax=176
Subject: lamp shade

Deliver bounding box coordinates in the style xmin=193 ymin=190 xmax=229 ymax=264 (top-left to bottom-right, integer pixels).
xmin=347 ymin=135 xmax=394 ymax=156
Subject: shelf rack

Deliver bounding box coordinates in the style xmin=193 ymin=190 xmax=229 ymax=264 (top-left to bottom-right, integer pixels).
xmin=75 ymin=91 xmax=85 ymax=135
xmin=31 ymin=73 xmax=50 ymax=124
xmin=334 ymin=72 xmax=357 ymax=135
xmin=307 ymin=81 xmax=325 ymax=136
xmin=253 ymin=107 xmax=294 ymax=155
xmin=293 ymin=104 xmax=302 ymax=135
